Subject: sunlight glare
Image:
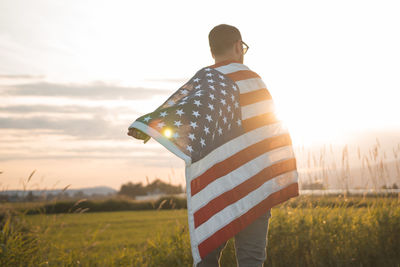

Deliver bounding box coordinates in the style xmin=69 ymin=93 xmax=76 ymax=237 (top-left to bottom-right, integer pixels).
xmin=163 ymin=128 xmax=173 ymax=138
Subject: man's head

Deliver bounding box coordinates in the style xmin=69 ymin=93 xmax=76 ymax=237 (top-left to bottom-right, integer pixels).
xmin=208 ymin=24 xmax=248 ymax=64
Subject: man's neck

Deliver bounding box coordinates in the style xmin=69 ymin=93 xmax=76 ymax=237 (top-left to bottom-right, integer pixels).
xmin=214 ymin=58 xmax=243 ymax=65
xmin=214 ymin=54 xmax=242 ymax=65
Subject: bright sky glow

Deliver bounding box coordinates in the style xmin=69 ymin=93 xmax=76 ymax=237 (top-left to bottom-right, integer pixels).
xmin=0 ymin=0 xmax=399 ymax=190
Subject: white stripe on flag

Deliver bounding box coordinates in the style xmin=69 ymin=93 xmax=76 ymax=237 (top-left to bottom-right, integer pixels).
xmin=215 ymin=63 xmax=249 ymax=74
xmin=241 ymin=100 xmax=275 ymax=120
xmin=185 ymin=169 xmax=200 ymax=264
xmin=187 ymin=122 xmax=288 ymax=180
xmin=191 ymin=145 xmax=295 ymax=211
xmin=236 ymin=78 xmax=266 ymax=94
xmin=129 ymin=121 xmax=192 ymax=164
xmin=194 ymin=170 xmax=298 ymax=243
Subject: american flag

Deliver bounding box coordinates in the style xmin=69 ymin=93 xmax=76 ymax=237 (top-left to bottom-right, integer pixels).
xmin=128 ymin=60 xmax=299 ymax=265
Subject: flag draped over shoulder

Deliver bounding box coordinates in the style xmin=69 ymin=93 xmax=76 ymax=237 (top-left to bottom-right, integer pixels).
xmin=128 ymin=60 xmax=299 ymax=265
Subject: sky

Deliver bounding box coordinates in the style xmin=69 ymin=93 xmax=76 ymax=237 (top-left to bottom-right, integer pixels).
xmin=1 ymin=0 xmax=400 ymax=190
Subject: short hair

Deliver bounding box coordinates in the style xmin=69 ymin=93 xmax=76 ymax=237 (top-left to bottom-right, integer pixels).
xmin=208 ymin=24 xmax=242 ymax=56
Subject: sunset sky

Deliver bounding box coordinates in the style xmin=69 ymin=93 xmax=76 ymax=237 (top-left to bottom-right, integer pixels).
xmin=1 ymin=0 xmax=399 ymax=190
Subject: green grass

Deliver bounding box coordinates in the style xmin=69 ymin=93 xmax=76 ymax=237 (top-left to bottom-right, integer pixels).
xmin=27 ymin=209 xmax=187 ymax=252
xmin=1 ymin=196 xmax=400 ymax=266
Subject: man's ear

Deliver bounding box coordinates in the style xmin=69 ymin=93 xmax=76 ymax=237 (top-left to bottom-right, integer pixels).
xmin=235 ymin=40 xmax=242 ymax=55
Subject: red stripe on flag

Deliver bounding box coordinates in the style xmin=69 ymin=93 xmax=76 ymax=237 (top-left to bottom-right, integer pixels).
xmin=240 ymin=89 xmax=272 ymax=106
xmin=242 ymin=112 xmax=278 ymax=133
xmin=198 ymin=182 xmax=299 ymax=259
xmin=226 ymin=70 xmax=260 ymax=82
xmin=194 ymin=158 xmax=296 ymax=228
xmin=190 ymin=134 xmax=292 ymax=196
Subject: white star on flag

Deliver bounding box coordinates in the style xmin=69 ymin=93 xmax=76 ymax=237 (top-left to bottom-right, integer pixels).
xmin=194 ymin=100 xmax=202 ymax=107
xmin=200 ymin=138 xmax=206 ymax=147
xmin=172 ymin=132 xmax=179 ymax=139
xmin=157 ymin=121 xmax=166 ymax=128
xmin=188 ymin=133 xmax=196 ymax=141
xmin=190 ymin=121 xmax=198 ymax=129
xmin=174 ymin=120 xmax=183 ymax=127
xmin=192 ymin=111 xmax=200 ymax=118
xmin=176 ymin=109 xmax=184 ymax=116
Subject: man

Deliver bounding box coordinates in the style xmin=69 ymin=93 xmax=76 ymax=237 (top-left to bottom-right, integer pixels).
xmin=128 ymin=24 xmax=298 ymax=267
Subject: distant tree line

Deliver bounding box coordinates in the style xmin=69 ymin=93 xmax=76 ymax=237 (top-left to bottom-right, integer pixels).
xmin=0 ymin=191 xmax=112 ymax=203
xmin=118 ymin=179 xmax=184 ymax=199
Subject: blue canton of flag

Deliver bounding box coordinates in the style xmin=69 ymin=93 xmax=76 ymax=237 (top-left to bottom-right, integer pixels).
xmin=135 ymin=67 xmax=243 ymax=163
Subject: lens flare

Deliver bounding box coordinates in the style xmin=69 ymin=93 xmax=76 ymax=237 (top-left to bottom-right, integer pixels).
xmin=164 ymin=128 xmax=172 ymax=138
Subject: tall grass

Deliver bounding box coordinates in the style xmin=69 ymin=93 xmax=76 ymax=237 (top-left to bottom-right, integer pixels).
xmin=0 ymin=210 xmax=40 ymax=266
xmin=296 ymin=140 xmax=400 ymax=193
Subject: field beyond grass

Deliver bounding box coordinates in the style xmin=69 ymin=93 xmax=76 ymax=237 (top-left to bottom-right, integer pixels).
xmin=1 ymin=195 xmax=400 ymax=266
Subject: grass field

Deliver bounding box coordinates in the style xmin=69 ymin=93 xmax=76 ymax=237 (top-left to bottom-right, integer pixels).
xmin=27 ymin=210 xmax=188 ymax=252
xmin=1 ymin=195 xmax=400 ymax=266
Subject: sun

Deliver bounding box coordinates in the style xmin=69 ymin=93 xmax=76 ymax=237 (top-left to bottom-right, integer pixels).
xmin=163 ymin=128 xmax=173 ymax=138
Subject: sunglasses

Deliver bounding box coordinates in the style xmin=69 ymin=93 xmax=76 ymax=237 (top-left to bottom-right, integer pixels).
xmin=241 ymin=40 xmax=249 ymax=55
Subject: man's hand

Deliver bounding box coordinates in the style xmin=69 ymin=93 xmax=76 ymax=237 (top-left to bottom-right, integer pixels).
xmin=127 ymin=128 xmax=151 ymax=143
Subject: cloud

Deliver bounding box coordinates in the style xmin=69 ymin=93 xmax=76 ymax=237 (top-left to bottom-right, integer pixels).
xmin=145 ymin=78 xmax=188 ymax=83
xmin=0 ymin=116 xmax=130 ymax=140
xmin=3 ymin=81 xmax=170 ymax=100
xmin=0 ymin=104 xmax=138 ymax=115
xmin=0 ymin=74 xmax=45 ymax=79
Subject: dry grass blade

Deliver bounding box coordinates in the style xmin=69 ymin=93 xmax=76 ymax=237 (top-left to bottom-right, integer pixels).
xmin=27 ymin=169 xmax=36 ymax=183
xmin=157 ymin=199 xmax=167 ymax=210
xmin=62 ymin=184 xmax=71 ymax=192
xmin=79 ymin=208 xmax=90 ymax=213
xmin=73 ymin=198 xmax=88 ymax=207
